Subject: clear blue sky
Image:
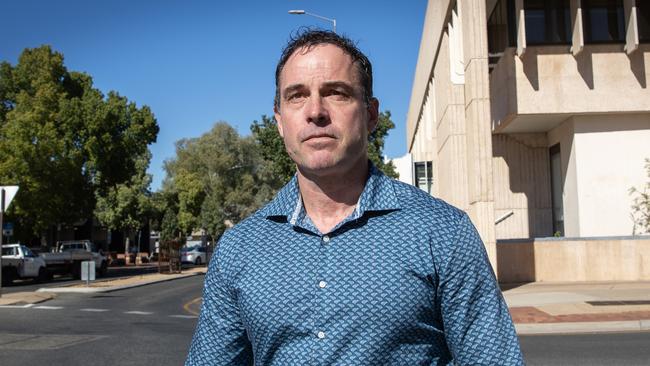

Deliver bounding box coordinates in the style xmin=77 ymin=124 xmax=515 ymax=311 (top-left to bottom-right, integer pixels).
xmin=1 ymin=0 xmax=427 ymax=190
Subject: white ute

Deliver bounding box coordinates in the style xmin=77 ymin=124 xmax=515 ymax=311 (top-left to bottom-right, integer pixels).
xmin=40 ymin=240 xmax=108 ymax=279
xmin=2 ymin=244 xmax=49 ymax=285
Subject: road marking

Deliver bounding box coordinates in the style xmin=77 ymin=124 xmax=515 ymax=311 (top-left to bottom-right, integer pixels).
xmin=183 ymin=297 xmax=202 ymax=316
xmin=169 ymin=314 xmax=198 ymax=319
xmin=124 ymin=311 xmax=153 ymax=315
xmin=0 ymin=304 xmax=34 ymax=309
xmin=80 ymin=308 xmax=109 ymax=312
xmin=34 ymin=306 xmax=63 ymax=310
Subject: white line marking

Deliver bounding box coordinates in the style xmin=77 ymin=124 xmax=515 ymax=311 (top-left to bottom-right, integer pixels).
xmin=124 ymin=311 xmax=153 ymax=315
xmin=34 ymin=306 xmax=63 ymax=310
xmin=0 ymin=304 xmax=35 ymax=309
xmin=169 ymin=315 xmax=198 ymax=319
xmin=80 ymin=308 xmax=109 ymax=312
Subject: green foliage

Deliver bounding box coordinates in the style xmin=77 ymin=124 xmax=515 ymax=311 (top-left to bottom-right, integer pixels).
xmin=630 ymin=158 xmax=650 ymax=234
xmin=250 ymin=115 xmax=296 ymax=186
xmin=0 ymin=46 xmax=158 ymax=241
xmin=94 ymin=151 xmax=153 ymax=232
xmin=162 ymin=122 xmax=271 ymax=240
xmin=369 ymin=111 xmax=399 ymax=179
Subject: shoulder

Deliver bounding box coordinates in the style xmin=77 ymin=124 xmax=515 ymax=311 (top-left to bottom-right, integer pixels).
xmin=389 ymin=179 xmax=466 ymax=228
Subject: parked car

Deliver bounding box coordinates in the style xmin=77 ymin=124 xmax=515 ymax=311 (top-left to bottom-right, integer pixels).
xmin=2 ymin=244 xmax=49 ymax=285
xmin=40 ymin=240 xmax=108 ymax=278
xmin=180 ymin=245 xmax=207 ymax=265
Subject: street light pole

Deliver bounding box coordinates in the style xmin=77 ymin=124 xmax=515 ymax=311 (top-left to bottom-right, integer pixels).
xmin=288 ymin=10 xmax=337 ymax=33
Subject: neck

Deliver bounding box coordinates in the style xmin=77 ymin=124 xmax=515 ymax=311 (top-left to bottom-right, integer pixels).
xmin=296 ymin=158 xmax=369 ymax=234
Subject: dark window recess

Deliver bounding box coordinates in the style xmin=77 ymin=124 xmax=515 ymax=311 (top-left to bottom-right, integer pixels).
xmin=583 ymin=0 xmax=625 ymax=43
xmin=549 ymin=144 xmax=564 ymax=237
xmin=487 ymin=0 xmax=516 ymax=71
xmin=524 ymin=0 xmax=571 ymax=44
xmin=638 ymin=0 xmax=650 ymax=42
xmin=414 ymin=161 xmax=433 ymax=194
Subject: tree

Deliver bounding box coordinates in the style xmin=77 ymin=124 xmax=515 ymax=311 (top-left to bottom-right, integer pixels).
xmin=163 ymin=122 xmax=270 ymax=241
xmin=250 ymin=110 xmax=399 ymax=189
xmin=630 ymin=158 xmax=650 ymax=234
xmin=369 ymin=111 xmax=399 ymax=179
xmin=0 ymin=46 xmax=159 ymax=243
xmin=94 ymin=151 xmax=154 ymax=252
xmin=250 ymin=115 xmax=295 ymax=186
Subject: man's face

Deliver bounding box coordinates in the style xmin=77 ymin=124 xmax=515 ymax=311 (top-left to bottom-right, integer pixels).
xmin=274 ymin=44 xmax=379 ymax=177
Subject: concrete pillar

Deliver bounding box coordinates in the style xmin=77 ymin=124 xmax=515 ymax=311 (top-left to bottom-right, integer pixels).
xmin=459 ymin=0 xmax=498 ymax=270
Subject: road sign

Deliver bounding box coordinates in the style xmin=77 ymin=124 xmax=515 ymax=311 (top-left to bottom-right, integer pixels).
xmin=0 ymin=186 xmax=19 ymax=211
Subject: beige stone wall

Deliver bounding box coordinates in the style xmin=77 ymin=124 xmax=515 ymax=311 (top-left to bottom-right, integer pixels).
xmin=491 ymin=44 xmax=650 ymax=133
xmin=497 ymin=237 xmax=650 ymax=282
xmin=407 ymin=0 xmax=498 ymax=268
xmin=492 ymin=133 xmax=553 ymax=239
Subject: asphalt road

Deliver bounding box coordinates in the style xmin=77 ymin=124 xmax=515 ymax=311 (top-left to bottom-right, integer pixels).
xmin=2 ymin=273 xmax=650 ymax=365
xmin=520 ymin=331 xmax=650 ymax=365
xmin=0 ymin=274 xmax=204 ymax=366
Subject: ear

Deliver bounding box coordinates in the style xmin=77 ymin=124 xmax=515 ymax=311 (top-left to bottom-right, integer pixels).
xmin=274 ymin=105 xmax=285 ymax=138
xmin=366 ymin=97 xmax=379 ymax=133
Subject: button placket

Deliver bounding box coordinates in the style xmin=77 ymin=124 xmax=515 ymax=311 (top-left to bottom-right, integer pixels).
xmin=314 ymin=234 xmax=331 ymax=347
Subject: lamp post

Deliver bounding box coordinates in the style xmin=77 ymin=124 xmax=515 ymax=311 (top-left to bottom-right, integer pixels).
xmin=288 ymin=10 xmax=337 ymax=33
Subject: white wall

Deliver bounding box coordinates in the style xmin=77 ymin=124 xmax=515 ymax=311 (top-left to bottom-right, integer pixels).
xmin=573 ymin=114 xmax=650 ymax=236
xmin=390 ymin=153 xmax=413 ymax=185
xmin=548 ymin=114 xmax=650 ymax=237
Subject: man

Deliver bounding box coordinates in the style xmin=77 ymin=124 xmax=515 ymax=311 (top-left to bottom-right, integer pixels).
xmin=186 ymin=30 xmax=523 ymax=365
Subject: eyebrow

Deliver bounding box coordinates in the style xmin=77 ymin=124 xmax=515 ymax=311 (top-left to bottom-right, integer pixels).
xmin=320 ymin=81 xmax=355 ymax=93
xmin=282 ymin=80 xmax=356 ymax=98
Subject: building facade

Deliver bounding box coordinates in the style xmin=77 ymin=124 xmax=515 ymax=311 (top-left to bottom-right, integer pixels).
xmin=407 ymin=0 xmax=650 ymax=278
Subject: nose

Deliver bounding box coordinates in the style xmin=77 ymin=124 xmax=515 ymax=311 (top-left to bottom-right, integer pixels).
xmin=306 ymin=96 xmax=329 ymax=125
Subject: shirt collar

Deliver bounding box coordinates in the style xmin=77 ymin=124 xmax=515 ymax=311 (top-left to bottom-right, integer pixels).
xmin=262 ymin=162 xmax=401 ymax=222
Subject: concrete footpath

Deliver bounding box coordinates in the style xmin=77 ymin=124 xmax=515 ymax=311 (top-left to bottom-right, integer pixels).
xmin=1 ymin=269 xmax=649 ymax=335
xmin=0 ymin=266 xmax=207 ymax=306
xmin=504 ymin=281 xmax=650 ymax=334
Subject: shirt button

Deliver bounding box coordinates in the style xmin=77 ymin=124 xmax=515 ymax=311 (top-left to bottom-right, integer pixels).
xmin=318 ymin=280 xmax=327 ymax=288
xmin=317 ymin=331 xmax=326 ymax=339
xmin=322 ymin=235 xmax=330 ymax=243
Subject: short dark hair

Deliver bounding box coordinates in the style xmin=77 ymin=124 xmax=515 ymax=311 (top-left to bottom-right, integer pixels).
xmin=274 ymin=29 xmax=374 ymax=110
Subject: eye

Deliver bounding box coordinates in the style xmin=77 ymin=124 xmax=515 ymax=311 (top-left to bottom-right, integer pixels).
xmin=286 ymin=92 xmax=307 ymax=104
xmin=325 ymin=89 xmax=350 ymax=101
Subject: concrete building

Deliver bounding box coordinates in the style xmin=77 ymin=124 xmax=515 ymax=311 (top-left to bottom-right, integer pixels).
xmin=407 ymin=0 xmax=650 ymax=281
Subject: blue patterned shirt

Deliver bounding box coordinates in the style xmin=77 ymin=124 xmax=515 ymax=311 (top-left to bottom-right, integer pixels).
xmin=186 ymin=165 xmax=523 ymax=365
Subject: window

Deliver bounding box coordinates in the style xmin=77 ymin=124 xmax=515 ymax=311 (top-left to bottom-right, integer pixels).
xmin=524 ymin=0 xmax=571 ymax=44
xmin=2 ymin=246 xmax=17 ymax=256
xmin=488 ymin=0 xmax=516 ymax=70
xmin=583 ymin=0 xmax=625 ymax=43
xmin=638 ymin=0 xmax=650 ymax=42
xmin=414 ymin=161 xmax=433 ymax=194
xmin=549 ymin=144 xmax=564 ymax=236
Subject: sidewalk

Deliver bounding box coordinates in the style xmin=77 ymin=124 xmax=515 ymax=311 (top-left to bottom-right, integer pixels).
xmin=503 ymin=281 xmax=650 ymax=334
xmin=0 ymin=266 xmax=207 ymax=305
xmin=2 ymin=273 xmax=650 ymax=335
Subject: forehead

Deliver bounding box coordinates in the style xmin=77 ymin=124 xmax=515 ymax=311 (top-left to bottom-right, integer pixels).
xmin=280 ymin=44 xmax=359 ymax=85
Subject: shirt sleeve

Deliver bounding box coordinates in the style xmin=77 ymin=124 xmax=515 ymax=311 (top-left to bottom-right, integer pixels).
xmin=438 ymin=213 xmax=524 ymax=365
xmin=185 ymin=240 xmax=253 ymax=366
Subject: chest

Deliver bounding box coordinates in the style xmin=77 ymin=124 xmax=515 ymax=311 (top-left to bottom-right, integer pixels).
xmin=234 ymin=217 xmax=439 ymax=342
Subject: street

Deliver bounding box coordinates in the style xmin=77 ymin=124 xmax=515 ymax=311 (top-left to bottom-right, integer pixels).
xmin=520 ymin=332 xmax=650 ymax=365
xmin=1 ymin=274 xmax=650 ymax=365
xmin=0 ymin=275 xmax=203 ymax=366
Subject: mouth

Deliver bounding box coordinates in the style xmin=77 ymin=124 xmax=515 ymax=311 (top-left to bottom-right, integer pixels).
xmin=303 ymin=134 xmax=336 ymax=142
